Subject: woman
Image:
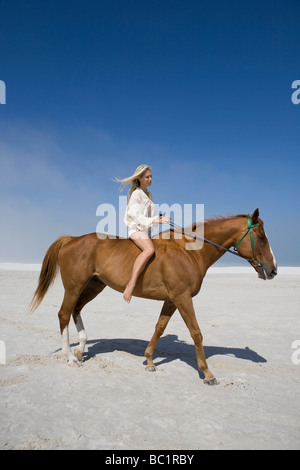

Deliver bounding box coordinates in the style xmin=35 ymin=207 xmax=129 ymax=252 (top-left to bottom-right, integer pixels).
xmin=115 ymin=165 xmax=171 ymax=303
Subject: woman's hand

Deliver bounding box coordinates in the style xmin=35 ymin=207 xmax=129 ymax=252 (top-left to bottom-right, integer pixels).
xmin=154 ymin=215 xmax=171 ymax=224
xmin=160 ymin=216 xmax=171 ymax=224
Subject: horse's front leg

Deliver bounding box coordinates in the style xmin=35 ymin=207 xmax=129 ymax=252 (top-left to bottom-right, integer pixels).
xmin=175 ymin=294 xmax=217 ymax=385
xmin=144 ymin=301 xmax=177 ymax=371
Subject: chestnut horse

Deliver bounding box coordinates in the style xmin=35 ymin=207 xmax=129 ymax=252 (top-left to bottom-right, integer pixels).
xmin=30 ymin=208 xmax=277 ymax=385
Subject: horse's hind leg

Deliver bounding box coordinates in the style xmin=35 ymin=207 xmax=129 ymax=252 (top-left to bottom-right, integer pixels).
xmin=72 ymin=276 xmax=106 ymax=362
xmin=58 ymin=291 xmax=82 ymax=366
xmin=73 ymin=313 xmax=87 ymax=362
xmin=145 ymin=301 xmax=177 ymax=371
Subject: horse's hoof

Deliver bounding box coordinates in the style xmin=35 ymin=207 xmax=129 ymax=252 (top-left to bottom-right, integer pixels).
xmin=74 ymin=348 xmax=84 ymax=362
xmin=204 ymin=377 xmax=218 ymax=386
xmin=68 ymin=357 xmax=81 ymax=367
xmin=146 ymin=366 xmax=156 ymax=372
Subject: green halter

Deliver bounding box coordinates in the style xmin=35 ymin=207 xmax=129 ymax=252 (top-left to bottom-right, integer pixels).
xmin=234 ymin=217 xmax=258 ymax=252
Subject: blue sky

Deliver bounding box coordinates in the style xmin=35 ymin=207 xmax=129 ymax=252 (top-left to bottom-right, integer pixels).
xmin=0 ymin=0 xmax=299 ymax=265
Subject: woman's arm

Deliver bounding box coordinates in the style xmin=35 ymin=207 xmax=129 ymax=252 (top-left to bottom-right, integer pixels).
xmin=125 ymin=191 xmax=157 ymax=229
xmin=126 ymin=190 xmax=171 ymax=229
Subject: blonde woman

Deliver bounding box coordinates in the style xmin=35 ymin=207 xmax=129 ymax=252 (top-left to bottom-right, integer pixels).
xmin=115 ymin=165 xmax=171 ymax=303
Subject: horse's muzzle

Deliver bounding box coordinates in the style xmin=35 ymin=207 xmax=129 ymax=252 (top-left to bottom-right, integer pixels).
xmin=256 ymin=264 xmax=277 ymax=280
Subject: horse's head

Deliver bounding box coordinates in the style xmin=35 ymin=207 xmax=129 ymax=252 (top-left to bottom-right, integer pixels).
xmin=234 ymin=209 xmax=277 ymax=280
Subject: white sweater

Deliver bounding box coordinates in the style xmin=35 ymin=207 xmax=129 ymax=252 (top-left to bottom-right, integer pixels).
xmin=124 ymin=188 xmax=158 ymax=232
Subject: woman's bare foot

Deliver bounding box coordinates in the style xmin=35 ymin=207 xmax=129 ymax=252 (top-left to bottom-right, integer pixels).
xmin=123 ymin=283 xmax=134 ymax=303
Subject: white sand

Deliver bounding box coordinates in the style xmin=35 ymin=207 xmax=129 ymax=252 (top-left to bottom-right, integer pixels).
xmin=0 ymin=265 xmax=299 ymax=450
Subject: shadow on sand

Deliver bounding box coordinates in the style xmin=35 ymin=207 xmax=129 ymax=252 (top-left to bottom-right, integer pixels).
xmin=78 ymin=334 xmax=266 ymax=372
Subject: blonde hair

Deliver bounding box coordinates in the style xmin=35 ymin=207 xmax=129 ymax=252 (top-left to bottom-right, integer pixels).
xmin=114 ymin=164 xmax=151 ymax=199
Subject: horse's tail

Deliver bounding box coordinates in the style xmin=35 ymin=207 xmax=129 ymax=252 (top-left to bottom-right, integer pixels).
xmin=29 ymin=235 xmax=73 ymax=313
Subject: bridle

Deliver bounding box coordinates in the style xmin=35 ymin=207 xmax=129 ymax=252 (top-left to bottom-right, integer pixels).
xmin=233 ymin=217 xmax=262 ymax=268
xmin=168 ymin=217 xmax=262 ymax=269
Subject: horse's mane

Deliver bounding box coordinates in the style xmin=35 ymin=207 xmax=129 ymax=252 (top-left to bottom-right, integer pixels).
xmin=191 ymin=214 xmax=249 ymax=232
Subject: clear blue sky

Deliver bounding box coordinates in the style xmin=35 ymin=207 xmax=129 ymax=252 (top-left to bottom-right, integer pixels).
xmin=0 ymin=0 xmax=299 ymax=265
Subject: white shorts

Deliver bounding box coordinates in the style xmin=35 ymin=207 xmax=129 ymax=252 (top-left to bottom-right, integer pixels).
xmin=128 ymin=227 xmax=151 ymax=239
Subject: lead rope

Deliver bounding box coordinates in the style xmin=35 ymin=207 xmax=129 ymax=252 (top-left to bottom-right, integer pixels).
xmin=168 ymin=218 xmax=260 ymax=266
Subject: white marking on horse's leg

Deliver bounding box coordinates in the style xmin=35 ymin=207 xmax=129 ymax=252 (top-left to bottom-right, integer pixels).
xmin=74 ymin=313 xmax=87 ymax=360
xmin=62 ymin=326 xmax=79 ymax=366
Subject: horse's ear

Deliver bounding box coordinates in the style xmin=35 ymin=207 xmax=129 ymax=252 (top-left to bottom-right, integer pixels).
xmin=251 ymin=208 xmax=259 ymax=225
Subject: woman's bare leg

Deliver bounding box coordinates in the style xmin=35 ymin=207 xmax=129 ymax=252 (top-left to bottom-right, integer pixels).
xmin=123 ymin=231 xmax=155 ymax=303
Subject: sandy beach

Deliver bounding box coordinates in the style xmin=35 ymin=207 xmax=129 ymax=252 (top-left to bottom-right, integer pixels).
xmin=0 ymin=264 xmax=299 ymax=450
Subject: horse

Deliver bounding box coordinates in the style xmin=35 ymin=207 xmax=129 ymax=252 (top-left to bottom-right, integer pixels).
xmin=30 ymin=208 xmax=277 ymax=385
